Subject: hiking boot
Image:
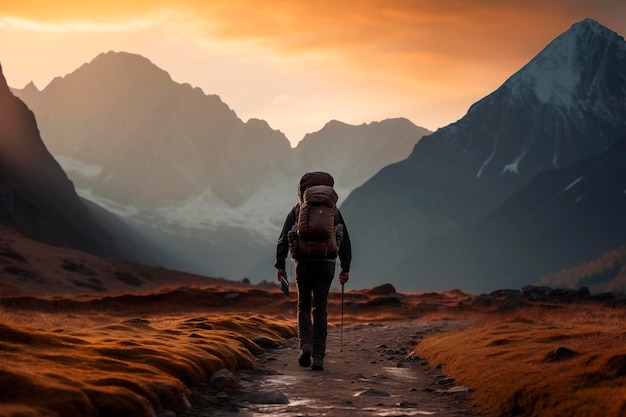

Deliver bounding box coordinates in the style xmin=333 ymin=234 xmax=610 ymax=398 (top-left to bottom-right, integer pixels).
xmin=298 ymin=346 xmax=312 ymax=367
xmin=311 ymin=356 xmax=324 ymax=371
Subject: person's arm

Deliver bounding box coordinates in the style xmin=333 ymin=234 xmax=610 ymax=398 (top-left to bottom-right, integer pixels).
xmin=336 ymin=209 xmax=352 ymax=284
xmin=275 ymin=206 xmax=297 ymax=280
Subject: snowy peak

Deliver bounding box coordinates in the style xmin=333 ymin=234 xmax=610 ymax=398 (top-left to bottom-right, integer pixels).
xmin=506 ymin=18 xmax=626 ymax=106
xmin=340 ymin=18 xmax=626 ymax=287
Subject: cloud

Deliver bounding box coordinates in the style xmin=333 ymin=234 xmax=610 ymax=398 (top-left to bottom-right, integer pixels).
xmin=3 ymin=0 xmax=625 ymax=141
xmin=0 ymin=14 xmax=169 ymax=33
xmin=4 ymin=1 xmax=624 ymax=69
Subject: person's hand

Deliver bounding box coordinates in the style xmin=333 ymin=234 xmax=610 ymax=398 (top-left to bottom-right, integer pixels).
xmin=277 ymin=268 xmax=287 ymax=282
xmin=338 ymin=271 xmax=349 ymax=285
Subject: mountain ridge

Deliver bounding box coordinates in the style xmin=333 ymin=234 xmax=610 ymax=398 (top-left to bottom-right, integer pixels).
xmin=10 ymin=52 xmax=430 ymax=281
xmin=341 ymin=18 xmax=626 ymax=289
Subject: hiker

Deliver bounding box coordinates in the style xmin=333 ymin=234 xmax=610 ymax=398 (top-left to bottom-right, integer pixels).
xmin=275 ymin=171 xmax=352 ymax=371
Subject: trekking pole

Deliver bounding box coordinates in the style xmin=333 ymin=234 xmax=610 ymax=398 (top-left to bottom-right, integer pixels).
xmin=340 ymin=283 xmax=344 ymax=352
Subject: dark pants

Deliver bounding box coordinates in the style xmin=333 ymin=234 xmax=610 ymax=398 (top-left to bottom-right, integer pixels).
xmin=295 ymin=260 xmax=335 ymax=359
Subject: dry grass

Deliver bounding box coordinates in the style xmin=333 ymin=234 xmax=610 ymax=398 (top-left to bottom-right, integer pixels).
xmin=0 ymin=311 xmax=295 ymax=417
xmin=1 ymin=286 xmax=624 ymax=417
xmin=0 ymin=283 xmax=481 ymax=417
xmin=415 ymin=304 xmax=626 ymax=417
xmin=3 ymin=224 xmax=626 ymax=417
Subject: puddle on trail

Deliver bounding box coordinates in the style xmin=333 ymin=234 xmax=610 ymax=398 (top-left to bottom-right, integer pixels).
xmin=383 ymin=366 xmax=419 ymax=381
xmin=246 ymin=404 xmax=439 ymax=417
xmin=240 ymin=372 xmax=441 ymax=417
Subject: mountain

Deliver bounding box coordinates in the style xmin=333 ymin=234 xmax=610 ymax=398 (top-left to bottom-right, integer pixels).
xmin=0 ymin=63 xmax=113 ymax=256
xmin=341 ymin=18 xmax=626 ymax=289
xmin=392 ymin=135 xmax=626 ymax=293
xmin=294 ymin=118 xmax=430 ymax=192
xmin=11 ymin=52 xmax=430 ymax=281
xmin=12 ymin=51 xmax=292 ymax=208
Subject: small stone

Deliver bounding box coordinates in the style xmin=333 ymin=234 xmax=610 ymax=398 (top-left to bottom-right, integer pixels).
xmin=355 ymin=389 xmax=391 ymax=397
xmin=209 ymin=368 xmax=238 ymax=390
xmin=447 ymin=386 xmax=472 ymax=393
xmin=223 ymin=292 xmax=240 ymax=302
xmin=246 ymin=390 xmax=289 ymax=404
xmin=123 ymin=318 xmax=150 ymax=325
xmin=252 ymin=336 xmax=281 ymax=349
xmin=543 ymin=346 xmax=580 ymax=362
xmin=437 ymin=376 xmax=455 ymax=385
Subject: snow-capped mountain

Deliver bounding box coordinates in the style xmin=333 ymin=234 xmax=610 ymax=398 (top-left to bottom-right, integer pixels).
xmin=341 ymin=18 xmax=626 ymax=289
xmin=12 ymin=52 xmax=430 ymax=280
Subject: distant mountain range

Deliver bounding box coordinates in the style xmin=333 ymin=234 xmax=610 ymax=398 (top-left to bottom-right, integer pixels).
xmin=11 ymin=52 xmax=430 ymax=280
xmin=4 ymin=18 xmax=625 ymax=294
xmin=342 ymin=18 xmax=626 ymax=292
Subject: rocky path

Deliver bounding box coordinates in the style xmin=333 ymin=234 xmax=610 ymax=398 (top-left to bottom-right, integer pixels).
xmin=180 ymin=321 xmax=489 ymax=417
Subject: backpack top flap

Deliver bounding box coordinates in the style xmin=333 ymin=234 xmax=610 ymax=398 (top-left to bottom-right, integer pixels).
xmin=298 ymin=172 xmax=334 ymax=201
xmin=303 ymin=185 xmax=338 ymax=208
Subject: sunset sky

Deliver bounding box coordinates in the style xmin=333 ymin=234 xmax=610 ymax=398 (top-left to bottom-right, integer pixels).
xmin=1 ymin=1 xmax=625 ymax=146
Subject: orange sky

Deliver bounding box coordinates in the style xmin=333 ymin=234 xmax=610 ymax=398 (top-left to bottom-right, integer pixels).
xmin=1 ymin=1 xmax=625 ymax=146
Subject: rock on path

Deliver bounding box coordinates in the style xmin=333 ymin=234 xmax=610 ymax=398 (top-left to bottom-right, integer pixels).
xmin=179 ymin=321 xmax=490 ymax=417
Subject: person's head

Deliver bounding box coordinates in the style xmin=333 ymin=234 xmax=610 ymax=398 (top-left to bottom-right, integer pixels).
xmin=297 ymin=171 xmax=334 ymax=201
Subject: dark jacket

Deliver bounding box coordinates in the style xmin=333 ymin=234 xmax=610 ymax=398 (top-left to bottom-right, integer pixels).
xmin=275 ymin=205 xmax=352 ymax=273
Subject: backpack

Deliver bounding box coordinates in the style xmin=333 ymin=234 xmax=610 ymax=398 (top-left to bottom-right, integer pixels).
xmin=288 ymin=172 xmax=341 ymax=258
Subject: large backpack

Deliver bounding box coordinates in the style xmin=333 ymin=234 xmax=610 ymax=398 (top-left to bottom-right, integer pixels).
xmin=289 ymin=172 xmax=341 ymax=258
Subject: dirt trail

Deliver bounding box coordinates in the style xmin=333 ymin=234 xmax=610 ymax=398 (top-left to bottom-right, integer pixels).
xmin=181 ymin=321 xmax=490 ymax=417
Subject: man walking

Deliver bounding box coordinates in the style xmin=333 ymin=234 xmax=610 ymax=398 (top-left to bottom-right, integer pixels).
xmin=275 ymin=172 xmax=352 ymax=371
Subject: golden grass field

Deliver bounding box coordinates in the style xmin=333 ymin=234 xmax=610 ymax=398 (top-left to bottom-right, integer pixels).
xmin=1 ymin=223 xmax=625 ymax=417
xmin=416 ymin=304 xmax=626 ymax=417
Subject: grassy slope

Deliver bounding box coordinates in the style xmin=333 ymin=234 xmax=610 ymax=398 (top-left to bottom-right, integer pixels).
xmin=2 ymin=223 xmax=625 ymax=417
xmin=416 ymin=304 xmax=626 ymax=417
xmin=0 ymin=312 xmax=295 ymax=417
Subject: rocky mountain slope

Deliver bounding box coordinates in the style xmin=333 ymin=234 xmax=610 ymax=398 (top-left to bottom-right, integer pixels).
xmin=341 ymin=18 xmax=626 ymax=290
xmin=0 ymin=64 xmax=113 ymax=257
xmin=392 ymin=135 xmax=626 ymax=293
